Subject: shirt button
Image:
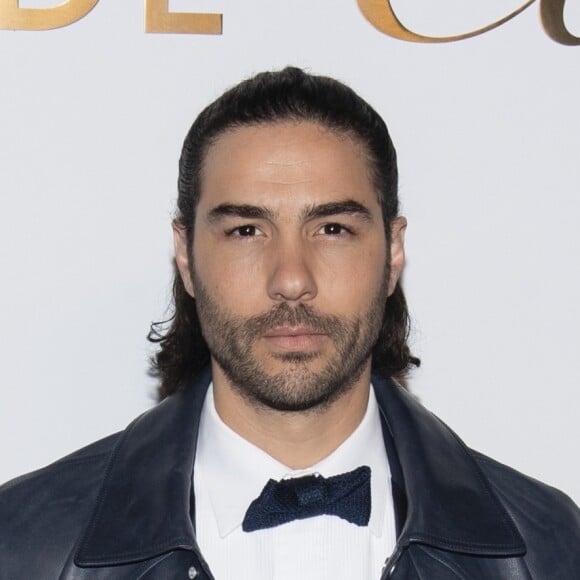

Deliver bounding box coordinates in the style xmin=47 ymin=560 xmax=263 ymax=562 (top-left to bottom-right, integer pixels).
xmin=188 ymin=565 xmax=199 ymax=579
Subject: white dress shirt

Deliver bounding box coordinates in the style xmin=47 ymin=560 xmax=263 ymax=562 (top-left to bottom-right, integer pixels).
xmin=194 ymin=384 xmax=396 ymax=580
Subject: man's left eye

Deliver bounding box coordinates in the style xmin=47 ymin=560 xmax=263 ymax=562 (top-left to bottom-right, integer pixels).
xmin=236 ymin=225 xmax=258 ymax=236
xmin=318 ymin=223 xmax=351 ymax=235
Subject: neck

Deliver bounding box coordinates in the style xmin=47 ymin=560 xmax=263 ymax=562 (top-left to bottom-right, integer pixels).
xmin=211 ymin=362 xmax=371 ymax=470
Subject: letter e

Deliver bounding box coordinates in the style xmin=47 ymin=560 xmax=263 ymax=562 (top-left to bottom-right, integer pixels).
xmin=145 ymin=0 xmax=222 ymax=34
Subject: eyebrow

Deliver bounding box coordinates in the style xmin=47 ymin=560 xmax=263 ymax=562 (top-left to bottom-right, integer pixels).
xmin=206 ymin=203 xmax=278 ymax=223
xmin=205 ymin=199 xmax=373 ymax=224
xmin=301 ymin=200 xmax=373 ymax=222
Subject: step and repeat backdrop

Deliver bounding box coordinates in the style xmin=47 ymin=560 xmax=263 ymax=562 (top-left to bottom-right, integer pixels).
xmin=1 ymin=1 xmax=579 ymax=502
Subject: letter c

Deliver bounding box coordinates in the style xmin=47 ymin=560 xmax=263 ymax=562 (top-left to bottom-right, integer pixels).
xmin=540 ymin=0 xmax=580 ymax=45
xmin=356 ymin=0 xmax=536 ymax=43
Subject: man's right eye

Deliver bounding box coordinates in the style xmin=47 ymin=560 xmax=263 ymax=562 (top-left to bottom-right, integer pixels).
xmin=226 ymin=225 xmax=261 ymax=237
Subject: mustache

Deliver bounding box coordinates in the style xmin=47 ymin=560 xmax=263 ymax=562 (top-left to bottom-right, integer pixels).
xmin=242 ymin=303 xmax=345 ymax=336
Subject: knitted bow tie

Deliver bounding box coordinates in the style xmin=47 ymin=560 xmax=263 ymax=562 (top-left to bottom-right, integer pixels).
xmin=242 ymin=466 xmax=371 ymax=532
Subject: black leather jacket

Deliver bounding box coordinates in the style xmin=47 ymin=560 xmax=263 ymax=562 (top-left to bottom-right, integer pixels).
xmin=1 ymin=369 xmax=578 ymax=579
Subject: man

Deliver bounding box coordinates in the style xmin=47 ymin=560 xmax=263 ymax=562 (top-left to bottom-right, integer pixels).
xmin=0 ymin=68 xmax=578 ymax=579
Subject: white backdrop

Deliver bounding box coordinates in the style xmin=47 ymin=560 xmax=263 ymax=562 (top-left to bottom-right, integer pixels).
xmin=1 ymin=1 xmax=578 ymax=504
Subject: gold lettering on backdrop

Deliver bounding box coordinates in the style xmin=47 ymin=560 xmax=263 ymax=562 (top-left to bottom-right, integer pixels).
xmin=0 ymin=0 xmax=97 ymax=30
xmin=145 ymin=0 xmax=222 ymax=34
xmin=540 ymin=0 xmax=580 ymax=45
xmin=356 ymin=0 xmax=537 ymax=42
xmin=0 ymin=0 xmax=576 ymax=44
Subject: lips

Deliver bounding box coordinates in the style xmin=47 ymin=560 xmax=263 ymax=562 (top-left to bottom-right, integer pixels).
xmin=262 ymin=326 xmax=327 ymax=351
xmin=263 ymin=326 xmax=324 ymax=338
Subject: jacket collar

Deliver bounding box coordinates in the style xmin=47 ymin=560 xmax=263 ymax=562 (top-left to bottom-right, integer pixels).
xmin=76 ymin=367 xmax=211 ymax=566
xmin=372 ymin=373 xmax=525 ymax=556
xmin=76 ymin=369 xmax=525 ymax=567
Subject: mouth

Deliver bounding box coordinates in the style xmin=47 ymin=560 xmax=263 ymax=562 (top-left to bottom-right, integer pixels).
xmin=262 ymin=326 xmax=327 ymax=352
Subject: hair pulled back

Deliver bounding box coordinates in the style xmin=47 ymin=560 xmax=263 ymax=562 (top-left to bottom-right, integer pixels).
xmin=149 ymin=67 xmax=419 ymax=400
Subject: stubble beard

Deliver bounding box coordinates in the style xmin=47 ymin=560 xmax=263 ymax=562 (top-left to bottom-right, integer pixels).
xmin=191 ymin=270 xmax=388 ymax=413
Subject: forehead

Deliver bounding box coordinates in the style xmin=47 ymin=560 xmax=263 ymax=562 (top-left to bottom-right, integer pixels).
xmin=198 ymin=121 xmax=379 ymax=213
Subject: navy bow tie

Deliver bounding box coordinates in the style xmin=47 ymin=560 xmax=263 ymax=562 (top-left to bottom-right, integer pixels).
xmin=242 ymin=466 xmax=371 ymax=532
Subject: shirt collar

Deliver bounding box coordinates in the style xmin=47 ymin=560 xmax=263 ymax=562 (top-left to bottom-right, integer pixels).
xmin=195 ymin=383 xmax=391 ymax=538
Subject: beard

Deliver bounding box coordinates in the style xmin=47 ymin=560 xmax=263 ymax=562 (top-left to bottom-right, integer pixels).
xmin=191 ymin=271 xmax=388 ymax=413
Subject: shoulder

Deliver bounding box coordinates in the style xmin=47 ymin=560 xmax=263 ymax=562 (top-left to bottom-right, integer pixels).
xmin=473 ymin=450 xmax=580 ymax=575
xmin=0 ymin=430 xmax=120 ymax=501
xmin=0 ymin=432 xmax=120 ymax=577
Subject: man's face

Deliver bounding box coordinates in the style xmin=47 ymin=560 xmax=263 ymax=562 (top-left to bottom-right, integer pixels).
xmin=174 ymin=121 xmax=405 ymax=412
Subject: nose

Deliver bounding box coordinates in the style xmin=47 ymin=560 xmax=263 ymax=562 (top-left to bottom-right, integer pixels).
xmin=266 ymin=236 xmax=317 ymax=303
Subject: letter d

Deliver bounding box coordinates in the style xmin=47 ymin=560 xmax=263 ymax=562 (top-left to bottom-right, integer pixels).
xmin=0 ymin=0 xmax=98 ymax=31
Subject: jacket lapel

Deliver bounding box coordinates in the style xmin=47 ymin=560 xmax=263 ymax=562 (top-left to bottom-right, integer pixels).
xmin=372 ymin=373 xmax=526 ymax=557
xmin=75 ymin=368 xmax=212 ymax=568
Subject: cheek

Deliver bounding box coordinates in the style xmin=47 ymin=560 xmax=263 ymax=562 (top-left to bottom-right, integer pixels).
xmin=193 ymin=242 xmax=268 ymax=315
xmin=316 ymin=244 xmax=387 ymax=305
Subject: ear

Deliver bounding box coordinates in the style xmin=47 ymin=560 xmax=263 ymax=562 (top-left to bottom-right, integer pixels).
xmin=387 ymin=216 xmax=407 ymax=296
xmin=172 ymin=221 xmax=195 ymax=298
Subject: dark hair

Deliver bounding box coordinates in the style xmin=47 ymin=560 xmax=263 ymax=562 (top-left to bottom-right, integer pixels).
xmin=148 ymin=67 xmax=419 ymax=401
